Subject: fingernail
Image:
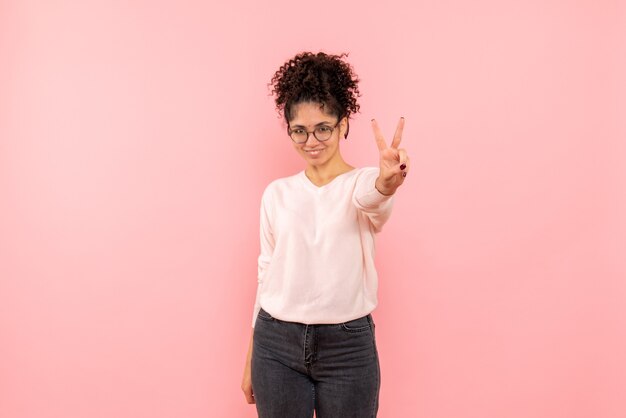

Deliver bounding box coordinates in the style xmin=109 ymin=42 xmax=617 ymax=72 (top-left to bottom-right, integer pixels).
xmin=401 ymin=116 xmax=405 ymax=119
xmin=402 ymin=172 xmax=407 ymax=177
xmin=400 ymin=163 xmax=406 ymax=170
xmin=371 ymin=118 xmax=375 ymax=122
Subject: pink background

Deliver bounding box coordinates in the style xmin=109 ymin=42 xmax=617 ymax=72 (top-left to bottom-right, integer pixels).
xmin=1 ymin=1 xmax=624 ymax=417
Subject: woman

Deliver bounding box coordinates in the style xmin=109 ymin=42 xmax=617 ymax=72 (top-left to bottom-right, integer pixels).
xmin=241 ymin=51 xmax=410 ymax=417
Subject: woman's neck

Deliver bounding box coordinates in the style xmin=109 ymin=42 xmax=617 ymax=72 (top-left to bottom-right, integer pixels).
xmin=305 ymin=159 xmax=355 ymax=187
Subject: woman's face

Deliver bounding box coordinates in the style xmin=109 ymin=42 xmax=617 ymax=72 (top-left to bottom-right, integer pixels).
xmin=288 ymin=101 xmax=347 ymax=168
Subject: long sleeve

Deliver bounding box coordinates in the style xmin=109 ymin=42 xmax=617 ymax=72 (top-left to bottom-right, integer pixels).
xmin=352 ymin=167 xmax=395 ymax=233
xmin=252 ymin=186 xmax=275 ymax=328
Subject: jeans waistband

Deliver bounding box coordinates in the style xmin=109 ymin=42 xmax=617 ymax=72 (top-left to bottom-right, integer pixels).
xmin=259 ymin=307 xmax=374 ymax=327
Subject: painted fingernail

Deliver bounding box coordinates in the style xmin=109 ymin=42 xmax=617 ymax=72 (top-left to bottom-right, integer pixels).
xmin=401 ymin=116 xmax=405 ymax=119
xmin=371 ymin=118 xmax=375 ymax=122
xmin=400 ymin=163 xmax=406 ymax=170
xmin=402 ymin=172 xmax=407 ymax=177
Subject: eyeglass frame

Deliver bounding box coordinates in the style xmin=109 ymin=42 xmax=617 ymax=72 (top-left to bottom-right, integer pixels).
xmin=287 ymin=119 xmax=344 ymax=144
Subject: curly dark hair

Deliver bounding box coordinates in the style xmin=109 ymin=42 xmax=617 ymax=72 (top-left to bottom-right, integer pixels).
xmin=269 ymin=51 xmax=361 ymax=138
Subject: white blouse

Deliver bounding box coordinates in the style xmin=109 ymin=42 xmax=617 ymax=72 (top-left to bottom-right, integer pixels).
xmin=251 ymin=166 xmax=395 ymax=328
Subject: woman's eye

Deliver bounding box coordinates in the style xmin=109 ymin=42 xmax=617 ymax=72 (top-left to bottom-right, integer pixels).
xmin=292 ymin=129 xmax=305 ymax=134
xmin=317 ymin=126 xmax=331 ymax=132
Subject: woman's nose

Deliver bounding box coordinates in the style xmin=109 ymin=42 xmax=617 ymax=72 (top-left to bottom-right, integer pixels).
xmin=304 ymin=131 xmax=320 ymax=145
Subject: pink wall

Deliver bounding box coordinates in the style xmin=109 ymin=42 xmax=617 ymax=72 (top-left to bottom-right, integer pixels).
xmin=1 ymin=1 xmax=624 ymax=417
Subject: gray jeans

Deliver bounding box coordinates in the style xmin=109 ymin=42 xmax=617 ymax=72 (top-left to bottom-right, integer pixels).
xmin=251 ymin=307 xmax=380 ymax=417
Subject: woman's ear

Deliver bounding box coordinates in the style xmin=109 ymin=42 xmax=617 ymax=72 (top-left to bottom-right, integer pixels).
xmin=341 ymin=116 xmax=350 ymax=139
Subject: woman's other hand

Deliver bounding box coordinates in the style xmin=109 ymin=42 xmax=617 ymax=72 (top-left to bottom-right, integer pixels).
xmin=241 ymin=361 xmax=255 ymax=404
xmin=241 ymin=330 xmax=255 ymax=404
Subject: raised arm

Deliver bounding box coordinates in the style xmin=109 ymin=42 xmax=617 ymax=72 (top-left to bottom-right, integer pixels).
xmin=352 ymin=117 xmax=411 ymax=232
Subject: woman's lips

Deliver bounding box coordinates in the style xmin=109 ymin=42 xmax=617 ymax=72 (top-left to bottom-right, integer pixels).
xmin=305 ymin=148 xmax=324 ymax=157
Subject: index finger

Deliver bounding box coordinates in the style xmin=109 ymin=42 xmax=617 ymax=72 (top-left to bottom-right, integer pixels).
xmin=371 ymin=119 xmax=388 ymax=151
xmin=390 ymin=117 xmax=404 ymax=149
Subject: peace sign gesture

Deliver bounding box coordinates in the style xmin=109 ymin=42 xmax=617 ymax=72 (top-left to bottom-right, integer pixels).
xmin=372 ymin=117 xmax=410 ymax=196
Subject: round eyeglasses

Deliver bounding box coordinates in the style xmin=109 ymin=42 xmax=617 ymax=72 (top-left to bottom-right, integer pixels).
xmin=288 ymin=121 xmax=340 ymax=144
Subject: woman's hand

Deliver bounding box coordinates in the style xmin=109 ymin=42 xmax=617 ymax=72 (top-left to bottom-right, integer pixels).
xmin=371 ymin=117 xmax=410 ymax=196
xmin=241 ymin=361 xmax=255 ymax=404
xmin=241 ymin=330 xmax=255 ymax=404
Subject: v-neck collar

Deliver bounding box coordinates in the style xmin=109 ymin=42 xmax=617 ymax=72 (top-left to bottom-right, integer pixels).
xmin=299 ymin=168 xmax=358 ymax=191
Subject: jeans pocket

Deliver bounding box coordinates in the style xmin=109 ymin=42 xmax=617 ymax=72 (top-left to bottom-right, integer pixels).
xmin=257 ymin=307 xmax=274 ymax=321
xmin=340 ymin=315 xmax=372 ymax=333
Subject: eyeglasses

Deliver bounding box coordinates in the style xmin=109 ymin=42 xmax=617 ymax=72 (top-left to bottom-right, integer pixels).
xmin=287 ymin=121 xmax=340 ymax=144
